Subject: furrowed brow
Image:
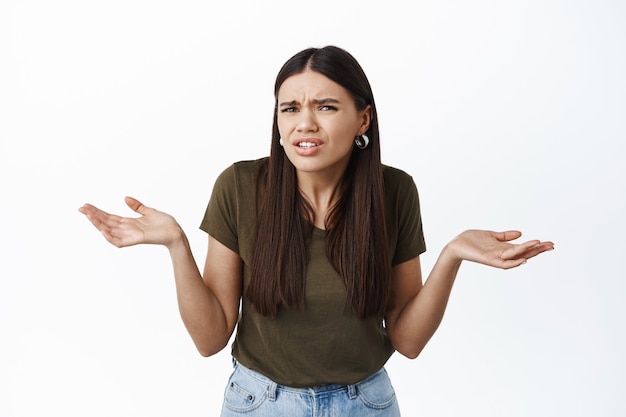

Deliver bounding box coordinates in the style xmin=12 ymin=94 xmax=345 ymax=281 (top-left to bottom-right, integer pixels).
xmin=313 ymin=98 xmax=340 ymax=105
xmin=279 ymin=100 xmax=298 ymax=108
xmin=278 ymin=98 xmax=340 ymax=107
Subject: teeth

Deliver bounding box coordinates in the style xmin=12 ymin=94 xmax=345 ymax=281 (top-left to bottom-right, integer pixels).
xmin=298 ymin=142 xmax=317 ymax=148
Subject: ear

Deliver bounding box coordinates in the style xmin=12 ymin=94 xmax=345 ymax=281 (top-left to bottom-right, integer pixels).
xmin=357 ymin=105 xmax=372 ymax=135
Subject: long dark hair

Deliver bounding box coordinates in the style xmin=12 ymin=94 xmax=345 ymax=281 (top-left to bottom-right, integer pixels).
xmin=247 ymin=46 xmax=391 ymax=319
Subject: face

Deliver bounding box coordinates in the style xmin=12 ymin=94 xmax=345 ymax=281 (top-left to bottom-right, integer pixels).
xmin=277 ymin=70 xmax=371 ymax=179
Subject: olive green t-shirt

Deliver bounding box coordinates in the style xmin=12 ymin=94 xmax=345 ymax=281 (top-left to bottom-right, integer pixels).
xmin=200 ymin=157 xmax=426 ymax=387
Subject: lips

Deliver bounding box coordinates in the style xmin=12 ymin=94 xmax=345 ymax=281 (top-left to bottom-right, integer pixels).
xmin=297 ymin=141 xmax=318 ymax=148
xmin=294 ymin=138 xmax=322 ymax=147
xmin=293 ymin=138 xmax=322 ymax=155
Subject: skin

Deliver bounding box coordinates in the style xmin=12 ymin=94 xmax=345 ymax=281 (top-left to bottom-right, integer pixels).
xmin=277 ymin=70 xmax=371 ymax=228
xmin=78 ymin=70 xmax=554 ymax=359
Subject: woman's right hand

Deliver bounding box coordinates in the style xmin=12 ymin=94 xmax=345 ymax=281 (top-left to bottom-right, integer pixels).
xmin=78 ymin=196 xmax=183 ymax=249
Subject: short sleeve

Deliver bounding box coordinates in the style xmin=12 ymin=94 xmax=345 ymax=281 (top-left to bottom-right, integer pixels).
xmin=384 ymin=167 xmax=427 ymax=266
xmin=199 ymin=164 xmax=240 ymax=254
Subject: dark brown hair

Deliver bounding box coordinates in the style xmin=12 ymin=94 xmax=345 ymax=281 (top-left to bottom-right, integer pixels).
xmin=247 ymin=46 xmax=391 ymax=318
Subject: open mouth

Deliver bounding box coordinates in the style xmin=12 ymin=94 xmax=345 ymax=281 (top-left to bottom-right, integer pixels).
xmin=297 ymin=142 xmax=318 ymax=148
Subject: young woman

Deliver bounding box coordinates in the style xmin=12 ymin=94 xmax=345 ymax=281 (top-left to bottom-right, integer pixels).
xmin=79 ymin=45 xmax=554 ymax=416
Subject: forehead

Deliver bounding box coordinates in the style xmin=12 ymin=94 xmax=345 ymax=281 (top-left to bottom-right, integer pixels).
xmin=277 ymin=70 xmax=350 ymax=100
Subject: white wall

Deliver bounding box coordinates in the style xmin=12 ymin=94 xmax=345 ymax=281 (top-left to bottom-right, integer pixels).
xmin=1 ymin=1 xmax=624 ymax=416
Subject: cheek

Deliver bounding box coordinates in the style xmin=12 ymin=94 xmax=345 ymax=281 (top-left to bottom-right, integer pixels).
xmin=331 ymin=128 xmax=357 ymax=155
xmin=334 ymin=123 xmax=359 ymax=143
xmin=276 ymin=118 xmax=289 ymax=137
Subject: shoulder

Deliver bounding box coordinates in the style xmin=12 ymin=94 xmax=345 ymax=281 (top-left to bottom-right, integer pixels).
xmin=382 ymin=164 xmax=422 ymax=213
xmin=382 ymin=164 xmax=414 ymax=180
xmin=232 ymin=157 xmax=269 ymax=173
xmin=382 ymin=164 xmax=417 ymax=192
xmin=215 ymin=157 xmax=269 ymax=186
xmin=223 ymin=157 xmax=269 ymax=177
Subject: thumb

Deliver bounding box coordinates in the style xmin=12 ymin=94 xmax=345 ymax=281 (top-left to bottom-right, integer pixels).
xmin=496 ymin=230 xmax=522 ymax=242
xmin=124 ymin=196 xmax=149 ymax=215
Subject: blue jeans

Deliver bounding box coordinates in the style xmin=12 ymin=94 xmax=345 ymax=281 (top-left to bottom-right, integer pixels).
xmin=220 ymin=360 xmax=401 ymax=417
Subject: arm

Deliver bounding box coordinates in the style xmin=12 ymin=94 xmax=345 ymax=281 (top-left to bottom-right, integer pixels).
xmin=79 ymin=197 xmax=241 ymax=357
xmin=170 ymin=234 xmax=241 ymax=356
xmin=385 ymin=229 xmax=554 ymax=359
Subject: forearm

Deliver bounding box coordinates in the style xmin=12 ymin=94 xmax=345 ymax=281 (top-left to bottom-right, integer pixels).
xmin=167 ymin=232 xmax=232 ymax=356
xmin=390 ymin=245 xmax=462 ymax=358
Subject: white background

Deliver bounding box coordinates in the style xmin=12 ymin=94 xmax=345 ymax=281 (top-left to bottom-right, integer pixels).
xmin=1 ymin=1 xmax=624 ymax=416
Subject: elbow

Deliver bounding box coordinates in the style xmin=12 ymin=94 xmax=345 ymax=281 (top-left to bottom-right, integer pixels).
xmin=395 ymin=345 xmax=424 ymax=360
xmin=390 ymin=335 xmax=426 ymax=360
xmin=198 ymin=348 xmax=216 ymax=358
xmin=399 ymin=348 xmax=422 ymax=360
xmin=196 ymin=339 xmax=229 ymax=358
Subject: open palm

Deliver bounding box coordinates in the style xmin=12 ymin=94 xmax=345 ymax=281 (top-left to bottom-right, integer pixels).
xmin=450 ymin=230 xmax=554 ymax=270
xmin=79 ymin=196 xmax=181 ymax=248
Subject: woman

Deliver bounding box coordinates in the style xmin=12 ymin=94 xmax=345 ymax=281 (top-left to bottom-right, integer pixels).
xmin=79 ymin=45 xmax=554 ymax=416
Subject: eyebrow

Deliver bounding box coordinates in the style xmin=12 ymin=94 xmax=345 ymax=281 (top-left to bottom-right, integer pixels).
xmin=278 ymin=98 xmax=341 ymax=107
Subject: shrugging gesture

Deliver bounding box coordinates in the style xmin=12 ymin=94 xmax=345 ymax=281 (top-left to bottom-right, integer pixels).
xmin=79 ymin=196 xmax=242 ymax=357
xmin=77 ymin=45 xmax=556 ymax=416
xmin=385 ymin=229 xmax=554 ymax=359
xmin=448 ymin=229 xmax=554 ymax=270
xmin=79 ymin=196 xmax=182 ymax=249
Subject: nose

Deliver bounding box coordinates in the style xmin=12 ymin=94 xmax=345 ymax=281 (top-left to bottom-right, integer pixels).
xmin=296 ymin=108 xmax=318 ymax=133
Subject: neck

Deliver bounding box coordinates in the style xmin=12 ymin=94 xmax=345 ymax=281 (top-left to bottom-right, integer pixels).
xmin=297 ymin=172 xmax=345 ymax=230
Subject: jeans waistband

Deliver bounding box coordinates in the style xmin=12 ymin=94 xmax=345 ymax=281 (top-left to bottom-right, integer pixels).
xmin=232 ymin=359 xmax=360 ymax=400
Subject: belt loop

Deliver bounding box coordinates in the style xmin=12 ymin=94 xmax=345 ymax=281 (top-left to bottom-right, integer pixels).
xmin=268 ymin=381 xmax=278 ymax=401
xmin=347 ymin=383 xmax=357 ymax=400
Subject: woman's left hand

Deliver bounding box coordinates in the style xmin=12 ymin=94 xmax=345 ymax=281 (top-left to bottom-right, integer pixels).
xmin=446 ymin=230 xmax=554 ymax=270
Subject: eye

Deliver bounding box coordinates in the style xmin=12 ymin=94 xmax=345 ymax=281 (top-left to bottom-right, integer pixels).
xmin=280 ymin=107 xmax=297 ymax=113
xmin=319 ymin=105 xmax=337 ymax=111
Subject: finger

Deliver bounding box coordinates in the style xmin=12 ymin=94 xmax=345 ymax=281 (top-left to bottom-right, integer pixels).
xmin=79 ymin=203 xmax=115 ymax=221
xmin=482 ymin=253 xmax=527 ymax=270
xmin=519 ymin=242 xmax=555 ymax=260
xmin=78 ymin=203 xmax=107 ymax=217
xmin=98 ymin=218 xmax=144 ymax=248
xmin=79 ymin=204 xmax=120 ymax=231
xmin=99 ymin=229 xmax=125 ymax=248
xmin=124 ymin=196 xmax=150 ymax=215
xmin=498 ymin=243 xmax=554 ymax=269
xmin=499 ymin=258 xmax=527 ymax=270
xmin=500 ymin=239 xmax=541 ymax=260
xmin=495 ymin=230 xmax=522 ymax=242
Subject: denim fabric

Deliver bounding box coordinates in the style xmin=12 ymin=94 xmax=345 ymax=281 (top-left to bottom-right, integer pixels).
xmin=220 ymin=360 xmax=401 ymax=417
